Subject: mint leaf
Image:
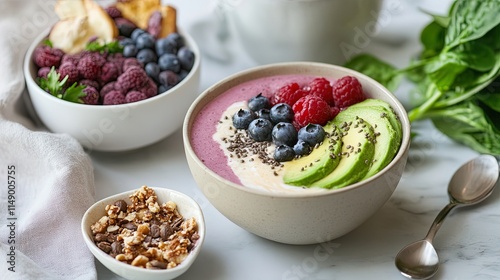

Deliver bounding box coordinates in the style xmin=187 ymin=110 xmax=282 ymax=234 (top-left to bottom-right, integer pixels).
xmin=38 ymin=67 xmax=66 ymax=97
xmin=37 ymin=67 xmax=86 ymax=104
xmin=85 ymin=40 xmax=123 ymax=54
xmin=43 ymin=39 xmax=53 ymax=48
xmin=62 ymin=83 xmax=86 ymax=103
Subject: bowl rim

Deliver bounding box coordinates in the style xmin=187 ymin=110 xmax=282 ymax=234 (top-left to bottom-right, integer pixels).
xmin=23 ymin=26 xmax=201 ymax=109
xmin=81 ymin=187 xmax=205 ymax=275
xmin=183 ymin=61 xmax=411 ymax=199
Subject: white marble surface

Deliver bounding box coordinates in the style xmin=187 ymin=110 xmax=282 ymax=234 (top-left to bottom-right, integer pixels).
xmin=93 ymin=0 xmax=500 ymax=279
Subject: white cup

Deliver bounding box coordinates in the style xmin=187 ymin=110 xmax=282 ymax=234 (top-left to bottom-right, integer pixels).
xmin=221 ymin=0 xmax=384 ymax=65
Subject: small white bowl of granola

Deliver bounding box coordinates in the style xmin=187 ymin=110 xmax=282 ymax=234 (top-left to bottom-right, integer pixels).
xmin=81 ymin=186 xmax=205 ymax=280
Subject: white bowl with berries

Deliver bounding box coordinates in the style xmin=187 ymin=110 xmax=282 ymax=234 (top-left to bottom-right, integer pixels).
xmin=183 ymin=62 xmax=411 ymax=245
xmin=23 ymin=0 xmax=200 ymax=151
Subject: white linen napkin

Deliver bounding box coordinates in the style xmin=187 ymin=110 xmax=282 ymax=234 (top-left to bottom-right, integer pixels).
xmin=0 ymin=1 xmax=97 ymax=279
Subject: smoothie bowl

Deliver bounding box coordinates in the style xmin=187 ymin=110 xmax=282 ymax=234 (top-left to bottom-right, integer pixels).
xmin=183 ymin=62 xmax=410 ymax=245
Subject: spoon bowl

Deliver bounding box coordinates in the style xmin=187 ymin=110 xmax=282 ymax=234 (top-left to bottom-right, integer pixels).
xmin=395 ymin=154 xmax=499 ymax=279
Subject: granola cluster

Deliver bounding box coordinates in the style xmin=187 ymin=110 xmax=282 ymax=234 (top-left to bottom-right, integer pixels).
xmin=90 ymin=186 xmax=200 ymax=269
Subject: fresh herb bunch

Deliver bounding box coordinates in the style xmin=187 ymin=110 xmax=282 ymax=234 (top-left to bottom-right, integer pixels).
xmin=38 ymin=67 xmax=87 ymax=103
xmin=345 ymin=0 xmax=500 ymax=155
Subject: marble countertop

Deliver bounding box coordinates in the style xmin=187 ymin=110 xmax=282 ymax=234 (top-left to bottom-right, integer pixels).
xmin=93 ymin=0 xmax=500 ymax=279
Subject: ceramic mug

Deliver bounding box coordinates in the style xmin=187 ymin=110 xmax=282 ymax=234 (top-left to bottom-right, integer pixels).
xmin=220 ymin=0 xmax=384 ymax=65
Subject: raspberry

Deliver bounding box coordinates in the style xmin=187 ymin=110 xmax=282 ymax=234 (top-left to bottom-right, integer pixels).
xmin=100 ymin=62 xmax=120 ymax=84
xmin=292 ymin=95 xmax=332 ymax=127
xmin=61 ymin=53 xmax=82 ymax=66
xmin=37 ymin=67 xmax=51 ymax=79
xmin=77 ymin=52 xmax=106 ymax=80
xmin=81 ymin=86 xmax=100 ymax=105
xmin=115 ymin=66 xmax=148 ymax=92
xmin=58 ymin=62 xmax=80 ymax=85
xmin=103 ymin=90 xmax=126 ymax=105
xmin=125 ymin=91 xmax=148 ymax=103
xmin=105 ymin=6 xmax=122 ymax=18
xmin=33 ymin=45 xmax=64 ymax=68
xmin=122 ymin=58 xmax=143 ymax=72
xmin=100 ymin=82 xmax=121 ymax=98
xmin=79 ymin=79 xmax=100 ymax=91
xmin=106 ymin=53 xmax=125 ymax=75
xmin=272 ymin=82 xmax=307 ymax=106
xmin=138 ymin=78 xmax=157 ymax=98
xmin=331 ymin=76 xmax=365 ymax=108
xmin=330 ymin=106 xmax=340 ymax=119
xmin=307 ymin=77 xmax=334 ymax=106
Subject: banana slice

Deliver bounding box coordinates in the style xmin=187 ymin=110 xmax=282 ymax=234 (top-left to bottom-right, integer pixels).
xmin=49 ymin=0 xmax=118 ymax=54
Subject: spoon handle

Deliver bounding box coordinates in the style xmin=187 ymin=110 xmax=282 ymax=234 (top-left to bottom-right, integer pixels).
xmin=424 ymin=202 xmax=457 ymax=242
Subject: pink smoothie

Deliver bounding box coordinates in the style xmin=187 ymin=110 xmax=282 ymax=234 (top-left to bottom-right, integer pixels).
xmin=190 ymin=74 xmax=322 ymax=185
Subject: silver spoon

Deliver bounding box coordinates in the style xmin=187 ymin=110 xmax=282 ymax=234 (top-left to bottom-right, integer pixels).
xmin=395 ymin=154 xmax=499 ymax=279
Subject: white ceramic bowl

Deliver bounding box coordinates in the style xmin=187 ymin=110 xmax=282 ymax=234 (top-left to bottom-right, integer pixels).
xmin=81 ymin=187 xmax=205 ymax=280
xmin=24 ymin=27 xmax=200 ymax=152
xmin=183 ymin=62 xmax=411 ymax=245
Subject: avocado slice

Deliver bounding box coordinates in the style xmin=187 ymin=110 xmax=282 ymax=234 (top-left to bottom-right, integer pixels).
xmin=352 ymin=98 xmax=402 ymax=140
xmin=338 ymin=103 xmax=401 ymax=179
xmin=310 ymin=113 xmax=376 ymax=189
xmin=283 ymin=123 xmax=342 ymax=186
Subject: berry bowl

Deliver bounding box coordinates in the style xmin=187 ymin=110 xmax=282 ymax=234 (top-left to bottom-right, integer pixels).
xmin=81 ymin=186 xmax=205 ymax=280
xmin=183 ymin=62 xmax=411 ymax=245
xmin=23 ymin=26 xmax=200 ymax=152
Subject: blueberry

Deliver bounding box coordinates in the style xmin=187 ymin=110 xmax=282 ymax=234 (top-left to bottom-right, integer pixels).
xmin=145 ymin=62 xmax=160 ymax=81
xmin=178 ymin=69 xmax=189 ymax=82
xmin=131 ymin=28 xmax=146 ymax=41
xmin=119 ymin=38 xmax=134 ymax=47
xmin=247 ymin=118 xmax=273 ymax=142
xmin=158 ymin=84 xmax=172 ymax=94
xmin=248 ymin=93 xmax=271 ymax=112
xmin=232 ymin=109 xmax=256 ymax=130
xmin=166 ymin=32 xmax=184 ymax=48
xmin=158 ymin=53 xmax=181 ymax=72
xmin=270 ymin=103 xmax=294 ymax=124
xmin=155 ymin=37 xmax=177 ymax=57
xmin=136 ymin=33 xmax=155 ymax=49
xmin=298 ymin=124 xmax=326 ymax=146
xmin=255 ymin=108 xmax=271 ymax=120
xmin=177 ymin=46 xmax=195 ymax=71
xmin=117 ymin=23 xmax=135 ymax=38
xmin=274 ymin=145 xmax=295 ymax=162
xmin=136 ymin=48 xmax=157 ymax=64
xmin=123 ymin=44 xmax=138 ymax=57
xmin=293 ymin=140 xmax=312 ymax=156
xmin=158 ymin=70 xmax=179 ymax=86
xmin=271 ymin=122 xmax=297 ymax=147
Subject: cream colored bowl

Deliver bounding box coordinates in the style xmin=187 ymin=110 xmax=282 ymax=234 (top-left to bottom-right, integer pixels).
xmin=183 ymin=62 xmax=410 ymax=245
xmin=81 ymin=187 xmax=205 ymax=280
xmin=24 ymin=27 xmax=200 ymax=152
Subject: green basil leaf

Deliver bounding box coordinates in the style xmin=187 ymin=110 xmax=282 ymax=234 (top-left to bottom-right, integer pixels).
xmin=445 ymin=0 xmax=500 ymax=50
xmin=344 ymin=54 xmax=401 ymax=92
xmin=420 ymin=21 xmax=446 ymax=59
xmin=430 ymin=101 xmax=500 ymax=155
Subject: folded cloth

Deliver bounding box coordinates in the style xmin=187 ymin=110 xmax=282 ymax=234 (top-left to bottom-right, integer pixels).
xmin=0 ymin=1 xmax=97 ymax=279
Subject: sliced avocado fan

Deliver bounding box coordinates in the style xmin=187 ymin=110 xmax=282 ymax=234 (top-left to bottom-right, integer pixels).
xmin=283 ymin=122 xmax=342 ymax=186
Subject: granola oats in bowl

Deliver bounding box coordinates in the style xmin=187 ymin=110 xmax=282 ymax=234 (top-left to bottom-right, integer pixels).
xmin=81 ymin=186 xmax=205 ymax=280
